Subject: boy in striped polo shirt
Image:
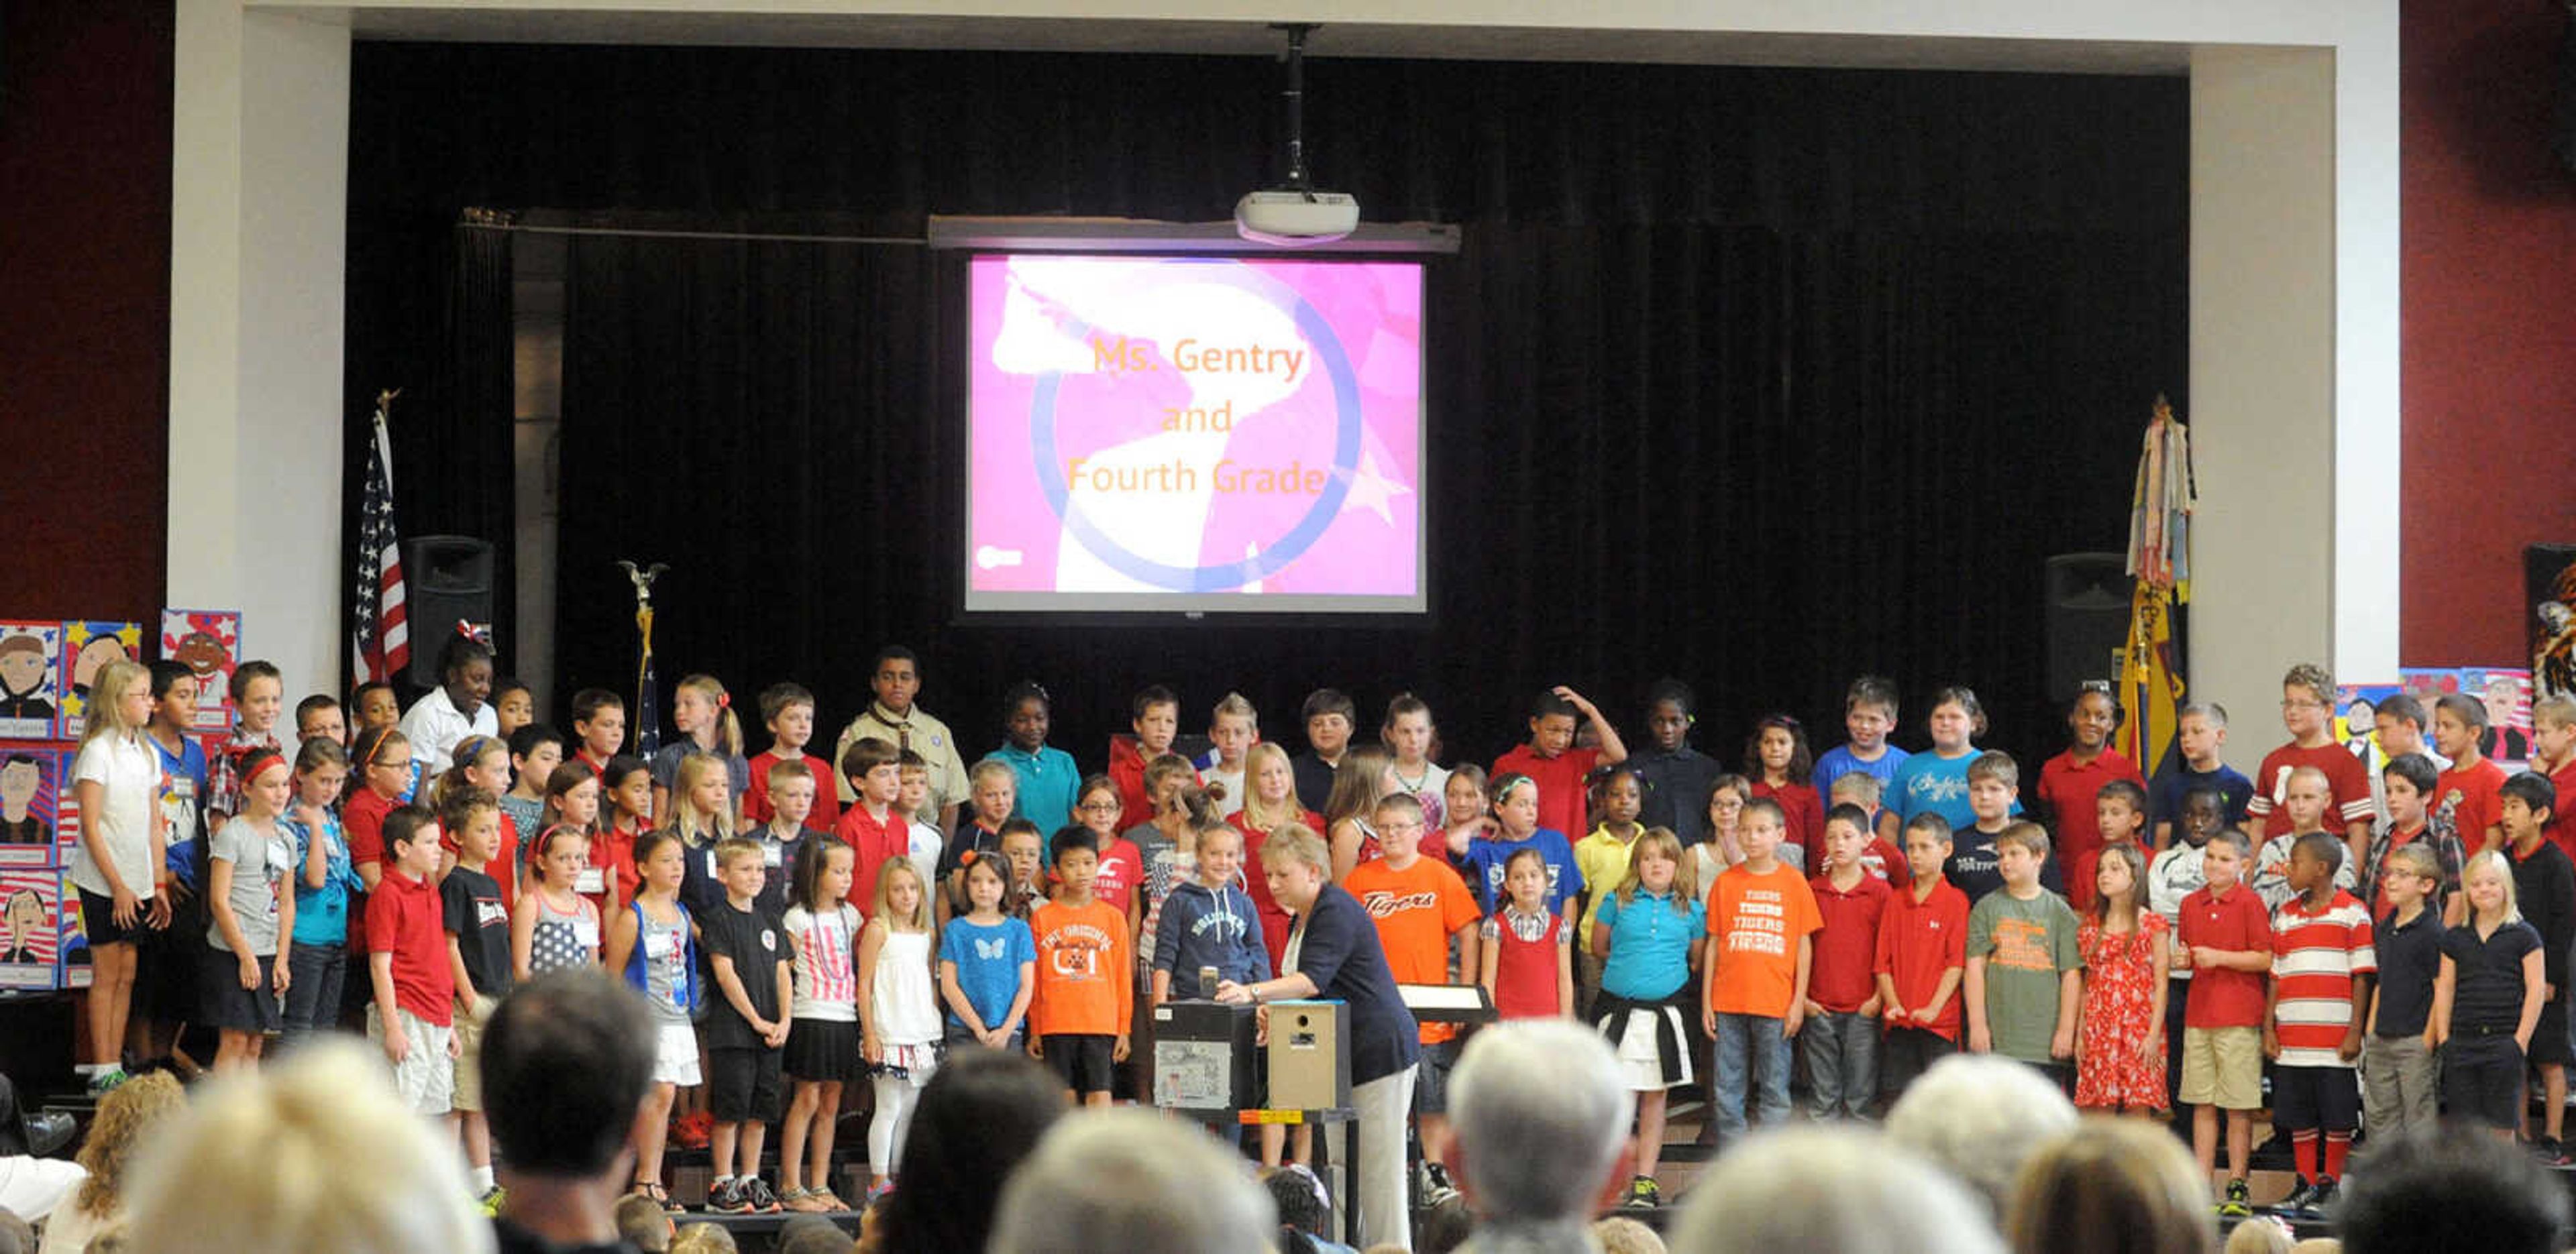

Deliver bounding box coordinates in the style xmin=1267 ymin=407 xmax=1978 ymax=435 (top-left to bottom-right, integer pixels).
xmin=2264 ymin=832 xmax=2376 ymax=1218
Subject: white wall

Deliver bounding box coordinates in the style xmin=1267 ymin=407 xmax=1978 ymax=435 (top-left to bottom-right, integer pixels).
xmin=170 ymin=3 xmax=350 ymax=697
xmin=186 ymin=0 xmax=2400 ymax=730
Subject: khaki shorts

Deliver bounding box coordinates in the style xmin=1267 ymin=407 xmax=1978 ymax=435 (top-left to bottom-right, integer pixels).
xmin=451 ymin=993 xmax=500 ymax=1113
xmin=2179 ymin=1025 xmax=2262 ymax=1110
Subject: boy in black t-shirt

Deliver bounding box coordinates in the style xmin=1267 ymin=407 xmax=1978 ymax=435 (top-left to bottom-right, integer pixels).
xmin=703 ymin=838 xmax=793 ymax=1214
xmin=441 ymin=791 xmax=516 ymax=1205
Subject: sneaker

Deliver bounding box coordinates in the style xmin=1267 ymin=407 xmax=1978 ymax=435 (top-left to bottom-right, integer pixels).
xmin=85 ymin=1068 xmax=127 ymax=1096
xmin=743 ymin=1177 xmax=784 ymax=1214
xmin=474 ymin=1185 xmax=507 ymax=1217
xmin=2537 ymin=1137 xmax=2573 ymax=1167
xmin=1623 ymin=1176 xmax=1661 ymax=1210
xmin=865 ymin=1179 xmax=896 ymax=1205
xmin=2271 ymin=1179 xmax=2318 ymax=1217
xmin=706 ymin=1178 xmax=751 ymax=1215
xmin=2307 ymin=1178 xmax=2341 ymax=1218
xmin=2216 ymin=1178 xmax=2253 ymax=1218
xmin=1418 ymin=1161 xmax=1458 ymax=1207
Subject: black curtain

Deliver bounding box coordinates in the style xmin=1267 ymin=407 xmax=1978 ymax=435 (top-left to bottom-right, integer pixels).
xmin=342 ymin=218 xmax=517 ymax=687
xmin=351 ymin=44 xmax=2186 ymax=771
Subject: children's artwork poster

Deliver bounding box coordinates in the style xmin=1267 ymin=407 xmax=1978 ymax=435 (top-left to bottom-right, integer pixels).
xmin=0 ymin=868 xmax=60 ymax=989
xmin=56 ymin=620 xmax=142 ymax=740
xmin=0 ymin=744 xmax=62 ymax=869
xmin=2332 ymin=682 xmax=2403 ymax=769
xmin=160 ymin=610 xmax=241 ymax=733
xmin=55 ymin=869 xmax=89 ymax=989
xmin=2530 ymin=545 xmax=2576 ymax=702
xmin=0 ymin=624 xmax=62 ymax=740
xmin=2463 ymin=667 xmax=2534 ymax=764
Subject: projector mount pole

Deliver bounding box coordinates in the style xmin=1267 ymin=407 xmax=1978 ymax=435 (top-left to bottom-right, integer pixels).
xmin=1274 ymin=23 xmax=1318 ymax=197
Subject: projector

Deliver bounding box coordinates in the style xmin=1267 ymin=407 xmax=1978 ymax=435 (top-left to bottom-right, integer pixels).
xmin=1235 ymin=188 xmax=1360 ymax=247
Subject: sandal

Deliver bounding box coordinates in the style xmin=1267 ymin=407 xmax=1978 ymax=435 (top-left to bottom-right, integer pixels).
xmin=631 ymin=1181 xmax=680 ymax=1213
xmin=782 ymin=1188 xmax=833 ymax=1214
xmin=812 ymin=1190 xmax=851 ymax=1212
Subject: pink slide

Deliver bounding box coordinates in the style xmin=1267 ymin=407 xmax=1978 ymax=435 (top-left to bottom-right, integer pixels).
xmin=965 ymin=254 xmax=1424 ymax=613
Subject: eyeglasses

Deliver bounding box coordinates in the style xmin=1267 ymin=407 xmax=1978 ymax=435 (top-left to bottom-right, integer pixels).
xmin=369 ymin=758 xmax=409 ymax=771
xmin=2281 ymin=699 xmax=2326 ymax=711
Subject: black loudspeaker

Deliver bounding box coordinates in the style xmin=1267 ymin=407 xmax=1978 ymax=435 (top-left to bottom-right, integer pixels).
xmin=2043 ymin=553 xmax=2130 ymax=705
xmin=401 ymin=536 xmax=494 ymax=689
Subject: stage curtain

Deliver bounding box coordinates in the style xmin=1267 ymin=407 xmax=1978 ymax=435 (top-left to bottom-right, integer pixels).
xmin=351 ymin=44 xmax=2185 ymax=768
xmin=341 ymin=218 xmax=518 ymax=685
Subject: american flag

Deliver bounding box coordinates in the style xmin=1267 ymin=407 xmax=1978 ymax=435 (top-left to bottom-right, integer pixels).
xmin=352 ymin=395 xmax=410 ymax=685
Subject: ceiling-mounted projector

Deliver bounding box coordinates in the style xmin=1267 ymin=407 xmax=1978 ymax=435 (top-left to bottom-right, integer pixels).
xmin=1237 ymin=24 xmax=1357 ymax=247
xmin=1236 ymin=189 xmax=1360 ymax=247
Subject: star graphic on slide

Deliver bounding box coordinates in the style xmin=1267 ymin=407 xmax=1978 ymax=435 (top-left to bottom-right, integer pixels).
xmin=1338 ymin=449 xmax=1411 ymax=525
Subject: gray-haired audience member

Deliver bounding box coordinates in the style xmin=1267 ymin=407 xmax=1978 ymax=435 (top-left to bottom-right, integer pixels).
xmin=987 ymin=1107 xmax=1275 ymax=1253
xmin=1668 ymin=1126 xmax=2000 ymax=1254
xmin=2341 ymin=1124 xmax=2569 ymax=1254
xmin=1443 ymin=1019 xmax=1634 ymax=1254
xmin=1882 ymin=1053 xmax=2078 ymax=1219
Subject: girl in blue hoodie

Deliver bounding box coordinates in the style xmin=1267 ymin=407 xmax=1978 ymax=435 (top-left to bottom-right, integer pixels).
xmin=1151 ymin=819 xmax=1271 ymax=1004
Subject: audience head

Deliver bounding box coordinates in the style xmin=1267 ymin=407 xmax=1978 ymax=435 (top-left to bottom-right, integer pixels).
xmin=1416 ymin=1193 xmax=1474 ymax=1254
xmin=482 ymin=970 xmax=657 ymax=1182
xmin=877 ymin=1048 xmax=1067 ymax=1254
xmin=1670 ymin=1125 xmax=1998 ymax=1254
xmin=0 ymin=1208 xmax=30 ymax=1254
xmin=614 ymin=1193 xmax=676 ymax=1253
xmin=2006 ymin=1117 xmax=2212 ymax=1254
xmin=773 ymin=1215 xmax=854 ymax=1254
xmin=668 ymin=1222 xmax=739 ymax=1254
xmin=70 ymin=1070 xmax=184 ymax=1222
xmin=2341 ymin=1123 xmax=2569 ymax=1254
xmin=1445 ymin=1019 xmax=1633 ymax=1227
xmin=123 ymin=1041 xmax=492 ymax=1254
xmin=1883 ymin=1053 xmax=2078 ymax=1220
xmin=1263 ymin=1164 xmax=1335 ymax=1240
xmin=987 ymin=1108 xmax=1273 ymax=1254
xmin=2224 ymin=1218 xmax=2294 ymax=1254
xmin=1594 ymin=1215 xmax=1668 ymax=1254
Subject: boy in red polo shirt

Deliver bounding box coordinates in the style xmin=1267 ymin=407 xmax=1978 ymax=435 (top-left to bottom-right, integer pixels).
xmin=746 ymin=683 xmax=840 ymax=830
xmin=2245 ymin=663 xmax=2374 ymax=884
xmin=1876 ymin=813 xmax=1970 ymax=1100
xmin=835 ymin=738 xmax=907 ymax=915
xmin=1342 ymin=794 xmax=1482 ymax=1174
xmin=1493 ymin=686 xmax=1627 ymax=850
xmin=1805 ymin=805 xmax=1890 ymax=1119
xmin=2035 ymin=687 xmax=2147 ymax=878
xmin=2431 ymin=693 xmax=2508 ymax=855
xmin=2180 ymin=828 xmax=2273 ymax=1217
xmin=368 ymin=805 xmax=458 ymax=1117
xmin=568 ymin=689 xmax=626 ymax=778
xmin=2534 ymin=697 xmax=2576 ymax=858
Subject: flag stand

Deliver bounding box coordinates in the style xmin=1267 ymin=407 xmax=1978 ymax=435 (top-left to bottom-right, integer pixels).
xmin=619 ymin=560 xmax=667 ymax=761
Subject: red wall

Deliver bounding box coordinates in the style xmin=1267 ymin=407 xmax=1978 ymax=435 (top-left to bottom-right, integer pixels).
xmin=2402 ymin=0 xmax=2576 ymax=666
xmin=0 ymin=0 xmax=170 ymax=622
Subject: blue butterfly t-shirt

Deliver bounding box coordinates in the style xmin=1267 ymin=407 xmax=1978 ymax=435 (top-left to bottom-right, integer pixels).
xmin=941 ymin=915 xmax=1036 ymax=1033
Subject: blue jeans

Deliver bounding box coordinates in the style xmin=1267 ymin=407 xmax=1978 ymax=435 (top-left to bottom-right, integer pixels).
xmin=1801 ymin=1009 xmax=1880 ymax=1120
xmin=1713 ymin=1013 xmax=1792 ymax=1143
xmin=280 ymin=940 xmax=345 ymax=1051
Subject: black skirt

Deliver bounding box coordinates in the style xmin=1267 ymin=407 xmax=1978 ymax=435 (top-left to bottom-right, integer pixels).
xmin=784 ymin=1017 xmax=859 ymax=1082
xmin=202 ymin=951 xmax=282 ymax=1033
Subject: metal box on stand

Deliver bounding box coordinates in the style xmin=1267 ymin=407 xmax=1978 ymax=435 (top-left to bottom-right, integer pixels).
xmin=1151 ymin=999 xmax=1261 ymax=1113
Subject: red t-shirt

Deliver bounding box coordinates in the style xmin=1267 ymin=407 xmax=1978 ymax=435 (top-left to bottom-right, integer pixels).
xmin=590 ymin=822 xmax=640 ymax=914
xmin=1489 ymin=906 xmax=1566 ymax=1021
xmin=837 ymin=803 xmax=913 ymax=915
xmin=2544 ymin=758 xmax=2576 ymax=861
xmin=1874 ymin=878 xmax=1970 ymax=1040
xmin=345 ymin=786 xmax=397 ymax=870
xmin=2178 ymin=880 xmax=2272 ymax=1027
xmin=1492 ymin=744 xmax=1602 ymax=850
xmin=2035 ymin=748 xmax=2147 ymax=872
xmin=1232 ymin=807 xmax=1322 ymax=970
xmin=1808 ymin=871 xmax=1892 ymax=1012
xmin=1752 ymin=779 xmax=1826 ymax=853
xmin=365 ymin=868 xmax=455 ymax=1025
xmin=1093 ymin=836 xmax=1143 ymax=915
xmin=745 ymin=750 xmax=843 ymax=828
xmin=2245 ymin=741 xmax=2373 ymax=836
xmin=1859 ymin=837 xmax=1913 ymax=889
xmin=2434 ymin=758 xmax=2508 ymax=850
